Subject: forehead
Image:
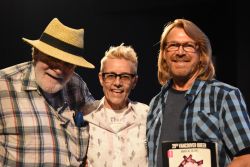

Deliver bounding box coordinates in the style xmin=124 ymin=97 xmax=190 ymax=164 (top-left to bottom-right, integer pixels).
xmin=103 ymin=58 xmax=134 ymax=72
xmin=38 ymin=53 xmax=57 ymax=61
xmin=167 ymin=27 xmax=195 ymax=42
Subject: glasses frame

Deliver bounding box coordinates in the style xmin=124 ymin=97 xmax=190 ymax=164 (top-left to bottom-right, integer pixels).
xmin=165 ymin=41 xmax=198 ymax=53
xmin=101 ymin=72 xmax=136 ymax=83
xmin=37 ymin=52 xmax=76 ymax=70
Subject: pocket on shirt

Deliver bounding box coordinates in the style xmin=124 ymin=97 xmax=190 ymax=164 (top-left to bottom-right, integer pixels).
xmin=194 ymin=110 xmax=220 ymax=141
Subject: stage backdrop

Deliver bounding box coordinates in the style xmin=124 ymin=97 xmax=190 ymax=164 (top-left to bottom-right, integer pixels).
xmin=1 ymin=0 xmax=249 ymax=110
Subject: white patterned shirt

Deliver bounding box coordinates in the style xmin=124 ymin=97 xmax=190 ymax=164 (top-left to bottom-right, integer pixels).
xmin=84 ymin=98 xmax=149 ymax=167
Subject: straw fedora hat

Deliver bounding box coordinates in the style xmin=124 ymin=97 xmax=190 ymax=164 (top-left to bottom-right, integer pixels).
xmin=22 ymin=18 xmax=94 ymax=68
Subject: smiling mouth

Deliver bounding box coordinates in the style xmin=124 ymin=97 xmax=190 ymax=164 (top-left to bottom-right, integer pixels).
xmin=46 ymin=73 xmax=63 ymax=81
xmin=173 ymin=59 xmax=190 ymax=62
xmin=112 ymin=89 xmax=123 ymax=93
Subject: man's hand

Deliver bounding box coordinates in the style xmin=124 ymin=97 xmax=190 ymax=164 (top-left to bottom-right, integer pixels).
xmin=228 ymin=154 xmax=250 ymax=167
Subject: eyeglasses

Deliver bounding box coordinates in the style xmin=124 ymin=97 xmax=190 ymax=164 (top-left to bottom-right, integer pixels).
xmin=102 ymin=72 xmax=136 ymax=83
xmin=165 ymin=41 xmax=198 ymax=53
xmin=37 ymin=53 xmax=75 ymax=70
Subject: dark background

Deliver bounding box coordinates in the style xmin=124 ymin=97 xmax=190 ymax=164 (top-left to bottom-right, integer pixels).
xmin=1 ymin=0 xmax=249 ymax=109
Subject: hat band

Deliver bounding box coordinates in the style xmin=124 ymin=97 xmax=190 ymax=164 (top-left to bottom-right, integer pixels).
xmin=40 ymin=33 xmax=83 ymax=56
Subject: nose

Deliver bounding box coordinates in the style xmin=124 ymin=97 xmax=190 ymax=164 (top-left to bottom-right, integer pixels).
xmin=50 ymin=60 xmax=75 ymax=73
xmin=113 ymin=76 xmax=122 ymax=86
xmin=176 ymin=45 xmax=185 ymax=55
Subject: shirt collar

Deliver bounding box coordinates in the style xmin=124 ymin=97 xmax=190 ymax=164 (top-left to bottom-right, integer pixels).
xmin=185 ymin=79 xmax=207 ymax=103
xmin=162 ymin=79 xmax=208 ymax=103
xmin=21 ymin=62 xmax=39 ymax=91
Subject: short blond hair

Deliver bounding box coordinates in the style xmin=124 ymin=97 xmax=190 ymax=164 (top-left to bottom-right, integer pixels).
xmin=100 ymin=44 xmax=138 ymax=74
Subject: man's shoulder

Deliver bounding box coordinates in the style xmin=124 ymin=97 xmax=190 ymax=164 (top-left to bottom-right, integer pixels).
xmin=83 ymin=100 xmax=101 ymax=115
xmin=130 ymin=101 xmax=149 ymax=111
xmin=0 ymin=62 xmax=31 ymax=79
xmin=206 ymin=79 xmax=240 ymax=92
xmin=67 ymin=72 xmax=87 ymax=86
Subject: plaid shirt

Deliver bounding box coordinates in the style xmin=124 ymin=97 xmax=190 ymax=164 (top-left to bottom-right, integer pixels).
xmin=147 ymin=79 xmax=250 ymax=167
xmin=0 ymin=62 xmax=94 ymax=166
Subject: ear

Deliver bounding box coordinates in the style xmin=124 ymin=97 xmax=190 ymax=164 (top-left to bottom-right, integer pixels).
xmin=33 ymin=50 xmax=40 ymax=65
xmin=131 ymin=75 xmax=138 ymax=89
xmin=98 ymin=72 xmax=104 ymax=86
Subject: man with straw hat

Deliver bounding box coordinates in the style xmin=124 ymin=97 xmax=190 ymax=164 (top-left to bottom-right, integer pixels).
xmin=0 ymin=18 xmax=95 ymax=166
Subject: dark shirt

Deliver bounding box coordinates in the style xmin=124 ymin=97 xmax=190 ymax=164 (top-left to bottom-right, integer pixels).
xmin=157 ymin=87 xmax=187 ymax=167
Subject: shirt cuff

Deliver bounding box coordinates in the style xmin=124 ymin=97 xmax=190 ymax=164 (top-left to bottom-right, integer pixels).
xmin=235 ymin=147 xmax=250 ymax=157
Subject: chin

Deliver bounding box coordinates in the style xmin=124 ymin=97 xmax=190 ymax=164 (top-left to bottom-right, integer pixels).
xmin=39 ymin=83 xmax=63 ymax=93
xmin=109 ymin=100 xmax=126 ymax=109
xmin=110 ymin=101 xmax=123 ymax=106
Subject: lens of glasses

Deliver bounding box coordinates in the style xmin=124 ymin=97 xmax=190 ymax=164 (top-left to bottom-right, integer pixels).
xmin=102 ymin=73 xmax=135 ymax=83
xmin=165 ymin=42 xmax=197 ymax=52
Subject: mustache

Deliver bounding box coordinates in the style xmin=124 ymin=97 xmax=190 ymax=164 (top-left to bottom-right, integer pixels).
xmin=171 ymin=56 xmax=191 ymax=62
